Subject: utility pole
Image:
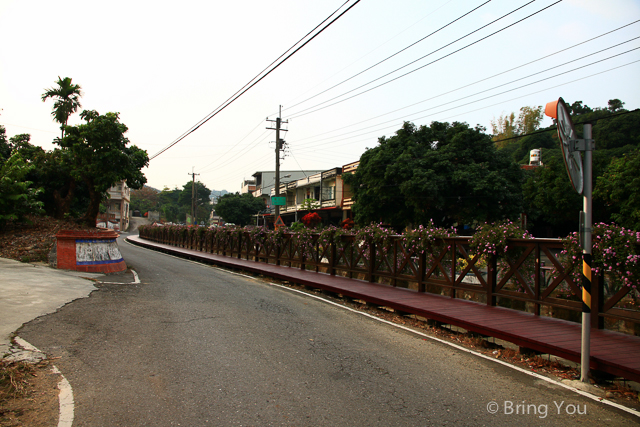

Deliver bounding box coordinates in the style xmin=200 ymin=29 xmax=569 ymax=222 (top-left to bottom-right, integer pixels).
xmin=188 ymin=168 xmax=200 ymax=225
xmin=266 ymin=106 xmax=288 ymax=222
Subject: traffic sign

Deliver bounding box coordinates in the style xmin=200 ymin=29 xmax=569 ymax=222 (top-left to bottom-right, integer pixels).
xmin=274 ymin=215 xmax=285 ymax=230
xmin=545 ymin=97 xmax=583 ymax=194
xmin=271 ymin=196 xmax=286 ymax=206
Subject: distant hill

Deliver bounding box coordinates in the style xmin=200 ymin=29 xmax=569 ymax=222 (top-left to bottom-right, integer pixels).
xmin=210 ymin=190 xmax=229 ymax=203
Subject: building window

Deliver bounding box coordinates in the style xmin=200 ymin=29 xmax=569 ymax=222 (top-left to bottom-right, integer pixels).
xmin=322 ymin=186 xmax=335 ymax=200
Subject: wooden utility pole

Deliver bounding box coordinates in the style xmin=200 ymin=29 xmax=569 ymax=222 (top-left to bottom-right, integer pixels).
xmin=188 ymin=168 xmax=200 ymax=225
xmin=266 ymin=106 xmax=288 ymax=221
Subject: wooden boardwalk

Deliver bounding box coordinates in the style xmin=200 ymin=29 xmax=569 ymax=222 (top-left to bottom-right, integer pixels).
xmin=127 ymin=235 xmax=640 ymax=383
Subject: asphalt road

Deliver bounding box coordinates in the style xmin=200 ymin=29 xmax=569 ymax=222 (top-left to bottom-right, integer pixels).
xmin=18 ymin=233 xmax=639 ymax=426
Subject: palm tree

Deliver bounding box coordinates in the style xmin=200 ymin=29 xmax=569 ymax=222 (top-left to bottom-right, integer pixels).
xmin=41 ymin=76 xmax=83 ymax=138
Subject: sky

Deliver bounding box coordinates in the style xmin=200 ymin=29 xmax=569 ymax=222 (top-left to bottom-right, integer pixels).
xmin=1 ymin=0 xmax=639 ymax=193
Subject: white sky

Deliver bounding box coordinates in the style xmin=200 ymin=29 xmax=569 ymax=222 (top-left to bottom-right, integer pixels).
xmin=1 ymin=0 xmax=639 ymax=193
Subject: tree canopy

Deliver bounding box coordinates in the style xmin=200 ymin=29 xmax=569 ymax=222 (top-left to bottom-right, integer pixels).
xmin=214 ymin=193 xmax=265 ymax=226
xmin=0 ymin=151 xmax=44 ymax=229
xmin=41 ymin=76 xmax=83 ymax=138
xmin=58 ymin=110 xmax=149 ymax=227
xmin=507 ymin=99 xmax=640 ymax=235
xmin=347 ymin=121 xmax=523 ymax=230
xmin=595 ymin=148 xmax=640 ymax=231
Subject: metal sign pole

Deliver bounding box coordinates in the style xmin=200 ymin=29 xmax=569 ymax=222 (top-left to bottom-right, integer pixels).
xmin=545 ymin=98 xmax=594 ymax=383
xmin=580 ymin=123 xmax=593 ymax=382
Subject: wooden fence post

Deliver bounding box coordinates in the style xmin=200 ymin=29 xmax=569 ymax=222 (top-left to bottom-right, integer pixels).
xmin=329 ymin=241 xmax=336 ymax=276
xmin=487 ymin=254 xmax=497 ymax=306
xmin=368 ymin=240 xmax=376 ymax=283
xmin=591 ymin=271 xmax=604 ymax=329
xmin=450 ymin=240 xmax=456 ymax=298
xmin=418 ymin=251 xmax=426 ymax=293
xmin=534 ymin=242 xmax=541 ymax=316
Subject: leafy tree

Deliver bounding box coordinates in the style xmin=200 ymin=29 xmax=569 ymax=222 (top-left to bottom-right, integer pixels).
xmin=590 ymin=109 xmax=640 ymax=150
xmin=299 ymin=198 xmax=320 ymax=214
xmin=215 ymin=192 xmax=265 ymax=226
xmin=157 ymin=187 xmax=184 ymax=223
xmin=8 ymin=133 xmax=32 ymax=150
xmin=0 ymin=125 xmax=10 ymax=162
xmin=130 ymin=186 xmax=160 ymax=213
xmin=0 ymin=152 xmax=44 ymax=229
xmin=41 ymin=76 xmax=83 ymax=138
xmin=607 ymin=99 xmax=625 ymax=113
xmin=491 ymin=112 xmax=517 ymax=147
xmin=567 ymin=100 xmax=592 ymax=116
xmin=0 ymin=129 xmax=81 ymax=219
xmin=507 ymin=131 xmax=556 ymax=164
xmin=58 ymin=110 xmax=148 ymax=227
xmin=177 ymin=181 xmax=212 ymax=224
xmin=516 ymin=106 xmax=544 ymax=135
xmin=348 ymin=121 xmax=523 ymax=230
xmin=522 ymin=149 xmax=582 ymax=234
xmin=178 ymin=181 xmax=212 ymax=210
xmin=595 ymin=148 xmax=640 ymax=230
xmin=491 ymin=106 xmax=543 ymax=148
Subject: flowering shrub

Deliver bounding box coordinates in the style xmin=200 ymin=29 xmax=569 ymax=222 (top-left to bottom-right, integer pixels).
xmin=301 ymin=212 xmax=322 ymax=228
xmin=318 ymin=225 xmax=353 ymax=249
xmin=562 ymin=223 xmax=640 ymax=295
xmin=354 ymin=223 xmax=395 ymax=266
xmin=340 ymin=218 xmax=355 ymax=230
xmin=247 ymin=225 xmax=268 ymax=245
xmin=469 ymin=220 xmax=531 ymax=257
xmin=354 ymin=223 xmax=394 ymax=246
xmin=402 ymin=220 xmax=455 ymax=255
xmin=266 ymin=225 xmax=288 ymax=249
xmin=291 ymin=227 xmax=316 ymax=260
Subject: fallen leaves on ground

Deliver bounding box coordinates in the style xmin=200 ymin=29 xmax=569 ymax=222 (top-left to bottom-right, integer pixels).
xmin=0 ymin=215 xmax=91 ymax=263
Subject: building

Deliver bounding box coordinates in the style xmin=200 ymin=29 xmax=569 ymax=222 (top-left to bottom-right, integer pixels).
xmin=341 ymin=161 xmax=359 ymax=218
xmin=97 ymin=180 xmax=131 ymax=231
xmin=251 ymin=170 xmax=323 ymax=212
xmin=265 ymin=162 xmax=359 ymax=226
xmin=240 ymin=179 xmax=256 ymax=194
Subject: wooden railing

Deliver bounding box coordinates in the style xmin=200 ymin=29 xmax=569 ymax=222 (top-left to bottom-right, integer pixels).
xmin=138 ymin=227 xmax=639 ymax=334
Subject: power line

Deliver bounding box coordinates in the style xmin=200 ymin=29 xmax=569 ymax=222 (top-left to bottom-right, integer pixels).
xmin=195 ymin=119 xmax=265 ymax=173
xmin=279 ymin=0 xmax=456 ymax=111
xmin=290 ymin=41 xmax=640 ymax=150
xmin=291 ymin=20 xmax=640 ymax=145
xmin=291 ymin=59 xmax=640 ymax=153
xmin=148 ymin=0 xmax=361 ymax=161
xmin=287 ymin=0 xmax=563 ymax=119
xmin=199 ymin=131 xmax=272 ymax=175
xmin=284 ymin=0 xmax=495 ymax=112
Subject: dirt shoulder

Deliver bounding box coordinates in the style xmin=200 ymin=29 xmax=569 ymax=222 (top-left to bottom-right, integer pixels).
xmin=0 ymin=359 xmax=59 ymax=427
xmin=0 ymin=216 xmax=91 ymax=426
xmin=0 ymin=215 xmax=92 ymax=264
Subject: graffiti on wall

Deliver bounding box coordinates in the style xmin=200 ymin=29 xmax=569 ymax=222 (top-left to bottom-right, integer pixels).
xmin=76 ymin=239 xmax=123 ymax=265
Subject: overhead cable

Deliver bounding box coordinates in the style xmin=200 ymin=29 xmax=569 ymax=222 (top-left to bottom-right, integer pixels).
xmin=292 ymin=20 xmax=640 ymax=144
xmin=284 ymin=0 xmax=494 ymax=112
xmin=148 ymin=0 xmax=361 ymax=160
xmin=292 ymin=59 xmax=640 ymax=153
xmin=292 ymin=39 xmax=640 ymax=148
xmin=287 ymin=0 xmax=563 ymax=119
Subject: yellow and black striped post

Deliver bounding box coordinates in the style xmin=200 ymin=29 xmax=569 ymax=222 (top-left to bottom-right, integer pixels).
xmin=582 ymin=254 xmax=592 ymax=314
